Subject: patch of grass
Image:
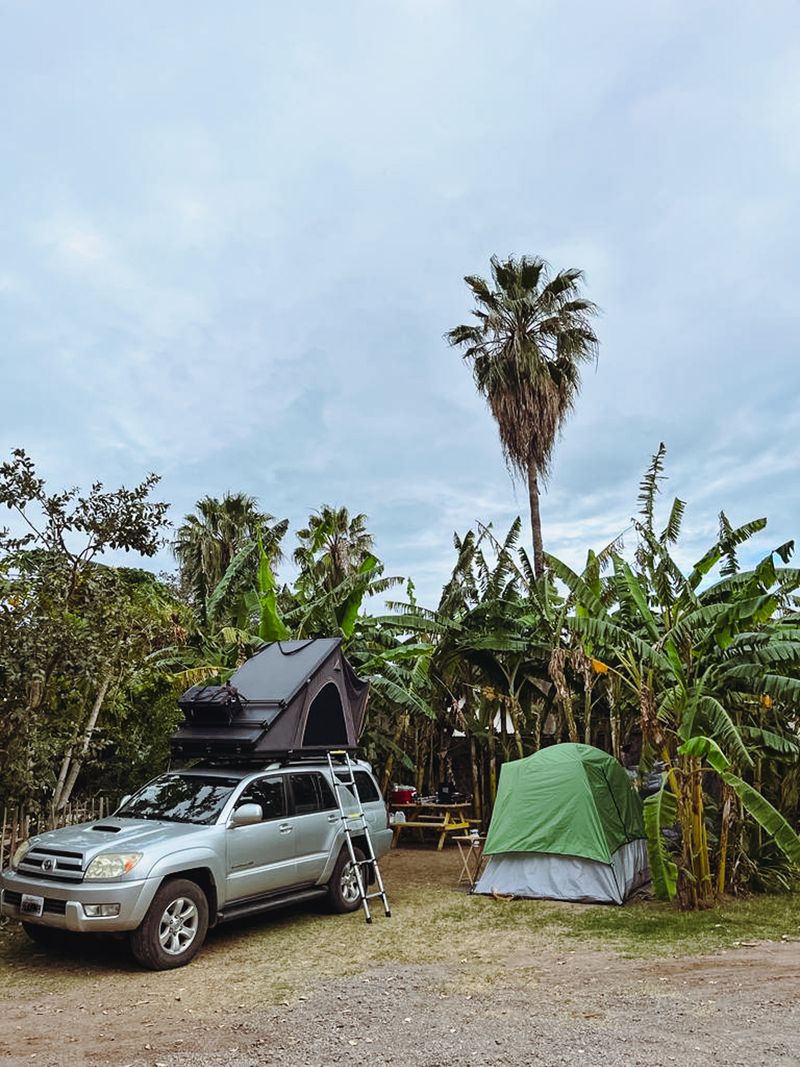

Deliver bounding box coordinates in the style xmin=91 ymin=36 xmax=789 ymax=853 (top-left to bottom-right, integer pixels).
xmin=561 ymin=892 xmax=800 ymax=956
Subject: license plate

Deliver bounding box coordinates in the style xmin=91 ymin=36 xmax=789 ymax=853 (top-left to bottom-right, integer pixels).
xmin=20 ymin=894 xmax=44 ymax=917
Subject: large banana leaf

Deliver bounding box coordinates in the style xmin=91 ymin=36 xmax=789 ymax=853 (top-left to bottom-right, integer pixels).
xmin=612 ymin=555 xmax=660 ymax=641
xmin=544 ymin=552 xmax=608 ymax=618
xmin=686 ymin=518 xmax=767 ymax=591
xmin=337 ymin=554 xmax=378 ymax=639
xmin=722 ymin=668 xmax=800 ymax=704
xmin=722 ymin=772 xmax=800 ymax=868
xmin=722 ymin=639 xmax=800 ymax=668
xmin=257 ymin=535 xmax=289 ymax=641
xmin=678 ymin=694 xmax=751 ymax=768
xmin=740 ymin=726 xmax=800 ymax=756
xmin=369 ymin=672 xmax=437 ymax=719
xmin=666 ymin=594 xmax=778 ymax=651
xmin=677 ymin=734 xmax=730 ymax=773
xmin=643 ymin=782 xmax=679 ymax=901
xmin=569 ymin=614 xmax=672 ymax=673
xmin=205 ymin=541 xmax=256 ymax=624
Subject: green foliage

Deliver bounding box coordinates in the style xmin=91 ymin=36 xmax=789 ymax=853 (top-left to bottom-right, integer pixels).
xmin=0 ymin=450 xmax=176 ymax=806
xmin=560 ymin=446 xmax=800 ymax=907
xmin=256 ymin=535 xmax=289 ymax=641
xmin=722 ymin=772 xmax=800 ymax=868
xmin=174 ymin=492 xmax=287 ymax=622
xmin=4 ymin=442 xmax=799 ymax=923
xmin=643 ymin=783 xmax=679 ymax=901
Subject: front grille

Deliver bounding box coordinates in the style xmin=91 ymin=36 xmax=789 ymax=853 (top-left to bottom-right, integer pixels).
xmin=3 ymin=890 xmax=68 ymax=915
xmin=18 ymin=846 xmax=84 ymax=883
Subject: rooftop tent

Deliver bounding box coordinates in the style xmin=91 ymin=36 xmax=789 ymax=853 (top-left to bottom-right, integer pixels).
xmin=474 ymin=744 xmax=649 ymax=905
xmin=170 ymin=638 xmax=369 ymax=760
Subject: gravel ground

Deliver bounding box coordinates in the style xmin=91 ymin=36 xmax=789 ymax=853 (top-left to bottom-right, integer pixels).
xmin=160 ymin=947 xmax=800 ymax=1067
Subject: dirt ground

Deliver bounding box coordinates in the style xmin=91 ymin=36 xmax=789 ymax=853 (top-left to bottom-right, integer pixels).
xmin=1 ymin=849 xmax=798 ymax=1067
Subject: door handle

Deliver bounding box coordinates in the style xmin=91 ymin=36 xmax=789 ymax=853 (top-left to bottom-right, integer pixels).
xmin=328 ymin=814 xmax=340 ymax=823
xmin=279 ymin=823 xmax=293 ymax=834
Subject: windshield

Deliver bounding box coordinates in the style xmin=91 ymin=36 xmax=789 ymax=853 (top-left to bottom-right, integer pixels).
xmin=117 ymin=774 xmax=240 ymax=825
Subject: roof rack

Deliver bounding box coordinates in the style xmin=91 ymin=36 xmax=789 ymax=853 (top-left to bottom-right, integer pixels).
xmin=191 ymin=749 xmax=359 ymax=771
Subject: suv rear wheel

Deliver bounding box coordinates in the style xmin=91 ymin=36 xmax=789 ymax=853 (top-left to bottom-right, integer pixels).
xmin=328 ymin=846 xmax=366 ymax=913
xmin=130 ymin=878 xmax=209 ymax=970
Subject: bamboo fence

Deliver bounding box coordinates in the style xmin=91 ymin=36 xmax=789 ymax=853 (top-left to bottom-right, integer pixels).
xmin=0 ymin=796 xmax=113 ymax=872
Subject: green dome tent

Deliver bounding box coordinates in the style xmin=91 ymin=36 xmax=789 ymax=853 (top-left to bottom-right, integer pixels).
xmin=474 ymin=744 xmax=649 ymax=904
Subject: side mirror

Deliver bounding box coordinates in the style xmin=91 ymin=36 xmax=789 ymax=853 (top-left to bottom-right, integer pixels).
xmin=229 ymin=803 xmax=263 ymax=828
xmin=116 ymin=795 xmax=132 ymax=812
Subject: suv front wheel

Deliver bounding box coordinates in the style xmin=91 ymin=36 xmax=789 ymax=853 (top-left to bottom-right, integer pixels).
xmin=130 ymin=878 xmax=209 ymax=970
xmin=328 ymin=846 xmax=366 ymax=913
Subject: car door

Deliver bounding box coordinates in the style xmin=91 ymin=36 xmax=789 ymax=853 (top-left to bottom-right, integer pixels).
xmin=226 ymin=775 xmax=297 ymax=901
xmin=289 ymin=772 xmax=341 ymax=884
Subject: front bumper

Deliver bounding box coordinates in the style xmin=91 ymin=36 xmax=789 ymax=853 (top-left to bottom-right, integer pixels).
xmin=1 ymin=869 xmax=153 ymax=932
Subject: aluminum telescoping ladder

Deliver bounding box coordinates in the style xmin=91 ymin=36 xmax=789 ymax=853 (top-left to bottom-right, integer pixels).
xmin=326 ymin=750 xmax=391 ymax=923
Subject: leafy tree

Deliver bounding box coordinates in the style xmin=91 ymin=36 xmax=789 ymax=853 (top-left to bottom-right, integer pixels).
xmin=447 ymin=255 xmax=599 ymax=578
xmin=0 ymin=449 xmax=174 ymax=806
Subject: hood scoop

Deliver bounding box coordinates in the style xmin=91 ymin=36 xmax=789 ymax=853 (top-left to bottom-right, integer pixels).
xmin=91 ymin=824 xmax=122 ymax=833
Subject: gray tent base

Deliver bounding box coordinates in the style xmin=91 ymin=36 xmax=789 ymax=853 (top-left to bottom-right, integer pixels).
xmin=473 ymin=838 xmax=650 ymax=905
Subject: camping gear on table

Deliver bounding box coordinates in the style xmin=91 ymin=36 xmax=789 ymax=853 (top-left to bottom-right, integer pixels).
xmin=171 ymin=638 xmax=369 ymax=760
xmin=389 ymin=785 xmax=418 ymax=805
xmin=473 ymin=743 xmax=649 ymax=905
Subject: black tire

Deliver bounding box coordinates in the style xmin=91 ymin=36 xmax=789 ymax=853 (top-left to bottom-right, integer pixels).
xmin=328 ymin=846 xmax=366 ymax=913
xmin=21 ymin=922 xmax=70 ymax=949
xmin=130 ymin=878 xmax=209 ymax=971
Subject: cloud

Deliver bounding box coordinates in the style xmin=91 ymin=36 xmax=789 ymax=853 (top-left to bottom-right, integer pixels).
xmin=1 ymin=0 xmax=799 ymax=612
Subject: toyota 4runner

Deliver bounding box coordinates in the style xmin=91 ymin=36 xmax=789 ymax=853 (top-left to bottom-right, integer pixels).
xmin=1 ymin=759 xmax=391 ymax=970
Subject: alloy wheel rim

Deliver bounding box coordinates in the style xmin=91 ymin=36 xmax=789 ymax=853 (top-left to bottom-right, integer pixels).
xmin=158 ymin=897 xmax=199 ymax=955
xmin=341 ymin=862 xmax=361 ymax=903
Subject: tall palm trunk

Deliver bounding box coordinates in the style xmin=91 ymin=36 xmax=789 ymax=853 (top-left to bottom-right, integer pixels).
xmin=526 ymin=453 xmax=545 ymax=580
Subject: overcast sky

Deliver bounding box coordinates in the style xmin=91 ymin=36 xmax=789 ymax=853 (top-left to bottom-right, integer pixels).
xmin=2 ymin=1 xmax=798 ymax=606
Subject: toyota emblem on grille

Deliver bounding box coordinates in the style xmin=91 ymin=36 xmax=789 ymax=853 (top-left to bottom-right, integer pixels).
xmin=41 ymin=858 xmax=54 ymax=872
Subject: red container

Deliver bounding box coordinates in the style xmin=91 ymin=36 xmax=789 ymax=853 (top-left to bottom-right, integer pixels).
xmin=390 ymin=786 xmax=417 ymax=805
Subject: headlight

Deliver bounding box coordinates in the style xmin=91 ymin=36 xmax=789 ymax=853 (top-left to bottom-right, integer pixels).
xmin=10 ymin=839 xmax=33 ymax=870
xmin=85 ymin=853 xmax=143 ymax=879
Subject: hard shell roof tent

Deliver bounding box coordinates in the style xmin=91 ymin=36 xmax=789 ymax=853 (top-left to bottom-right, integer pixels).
xmin=170 ymin=638 xmax=369 ymax=761
xmin=474 ymin=743 xmax=650 ymax=905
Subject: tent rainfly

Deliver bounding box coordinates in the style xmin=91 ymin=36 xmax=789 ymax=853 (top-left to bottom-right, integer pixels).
xmin=474 ymin=743 xmax=649 ymax=905
xmin=170 ymin=638 xmax=369 ymax=760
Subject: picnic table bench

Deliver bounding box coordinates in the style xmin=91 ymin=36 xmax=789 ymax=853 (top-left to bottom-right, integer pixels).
xmin=390 ymin=802 xmax=472 ymax=851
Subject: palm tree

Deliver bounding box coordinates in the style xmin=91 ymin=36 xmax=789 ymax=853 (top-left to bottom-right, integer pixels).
xmin=447 ymin=255 xmax=599 ymax=579
xmin=174 ymin=493 xmax=288 ymax=620
xmin=293 ymin=506 xmax=374 ymax=592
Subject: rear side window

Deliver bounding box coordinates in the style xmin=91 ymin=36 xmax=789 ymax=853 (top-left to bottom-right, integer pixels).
xmin=335 ymin=770 xmax=380 ymax=802
xmin=316 ymin=774 xmax=337 ymax=811
xmin=290 ymin=774 xmax=320 ymax=814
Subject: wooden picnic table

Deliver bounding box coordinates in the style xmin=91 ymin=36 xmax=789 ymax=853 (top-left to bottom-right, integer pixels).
xmin=390 ymin=801 xmax=472 ymax=851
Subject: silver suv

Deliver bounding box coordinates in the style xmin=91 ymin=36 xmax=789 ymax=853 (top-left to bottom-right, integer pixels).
xmin=1 ymin=759 xmax=391 ymax=970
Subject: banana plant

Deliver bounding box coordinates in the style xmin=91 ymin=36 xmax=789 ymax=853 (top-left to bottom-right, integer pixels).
xmin=556 ymin=447 xmax=800 ymax=907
